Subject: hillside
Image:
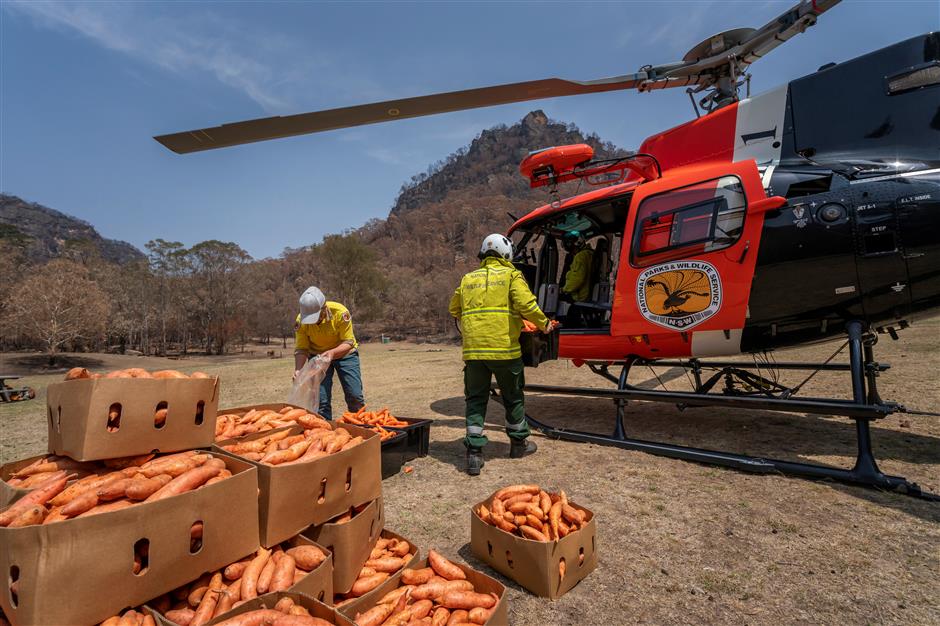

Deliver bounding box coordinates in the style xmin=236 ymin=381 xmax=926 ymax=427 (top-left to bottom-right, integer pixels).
xmin=356 ymin=110 xmax=632 ymax=336
xmin=391 ymin=110 xmax=629 ymax=216
xmin=0 ymin=194 xmax=144 ymax=264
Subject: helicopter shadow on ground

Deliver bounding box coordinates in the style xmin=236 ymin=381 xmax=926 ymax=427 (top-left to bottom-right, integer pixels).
xmin=429 ymin=393 xmax=940 ymax=519
xmin=426 ymin=396 xmax=514 ymax=471
xmin=4 ymin=353 xmax=107 ymax=374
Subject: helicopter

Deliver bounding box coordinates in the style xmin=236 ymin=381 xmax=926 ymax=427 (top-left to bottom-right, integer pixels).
xmin=154 ymin=0 xmax=940 ymax=498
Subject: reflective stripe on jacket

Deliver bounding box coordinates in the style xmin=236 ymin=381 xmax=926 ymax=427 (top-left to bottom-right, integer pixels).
xmin=448 ymin=256 xmax=550 ymax=360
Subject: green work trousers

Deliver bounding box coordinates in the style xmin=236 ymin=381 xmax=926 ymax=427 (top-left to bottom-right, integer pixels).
xmin=463 ymin=358 xmax=530 ymax=449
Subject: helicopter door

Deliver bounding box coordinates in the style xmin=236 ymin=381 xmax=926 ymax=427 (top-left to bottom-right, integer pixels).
xmin=612 ymin=160 xmax=785 ymax=356
xmin=852 ymin=189 xmax=912 ymax=321
xmin=535 ymin=235 xmax=559 ymax=314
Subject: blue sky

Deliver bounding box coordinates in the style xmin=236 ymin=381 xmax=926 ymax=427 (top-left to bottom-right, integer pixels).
xmin=2 ymin=1 xmax=937 ymax=259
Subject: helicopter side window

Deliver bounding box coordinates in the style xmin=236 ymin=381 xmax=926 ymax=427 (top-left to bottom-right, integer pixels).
xmin=632 ymin=176 xmax=746 ymax=266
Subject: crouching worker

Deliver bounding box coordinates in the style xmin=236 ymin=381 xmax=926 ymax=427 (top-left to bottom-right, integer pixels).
xmin=449 ymin=234 xmax=557 ymax=476
xmin=293 ymin=286 xmax=365 ymax=420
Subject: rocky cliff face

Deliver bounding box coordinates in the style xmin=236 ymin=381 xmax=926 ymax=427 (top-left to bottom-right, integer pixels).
xmin=0 ymin=194 xmax=144 ymax=264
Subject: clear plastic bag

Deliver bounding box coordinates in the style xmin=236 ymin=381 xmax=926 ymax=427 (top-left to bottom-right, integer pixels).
xmin=287 ymin=354 xmax=331 ymax=412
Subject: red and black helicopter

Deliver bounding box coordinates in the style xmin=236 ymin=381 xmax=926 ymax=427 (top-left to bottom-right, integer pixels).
xmin=155 ymin=0 xmax=940 ymax=497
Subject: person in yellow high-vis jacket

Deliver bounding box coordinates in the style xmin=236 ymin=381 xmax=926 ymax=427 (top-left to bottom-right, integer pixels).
xmin=561 ymin=233 xmax=594 ymax=302
xmin=449 ymin=233 xmax=557 ymax=475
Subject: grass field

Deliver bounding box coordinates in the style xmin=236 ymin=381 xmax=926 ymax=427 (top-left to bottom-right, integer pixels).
xmin=2 ymin=319 xmax=938 ymax=625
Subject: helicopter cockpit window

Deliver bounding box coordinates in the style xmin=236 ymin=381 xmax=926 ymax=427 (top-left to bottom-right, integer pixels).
xmin=632 ymin=175 xmax=746 ymax=265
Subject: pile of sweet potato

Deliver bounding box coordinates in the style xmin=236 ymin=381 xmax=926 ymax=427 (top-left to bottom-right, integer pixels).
xmin=333 ymin=537 xmax=414 ymax=606
xmin=199 ymin=596 xmax=335 ymax=626
xmin=219 ymin=424 xmax=363 ymax=466
xmin=149 ymin=544 xmax=328 ymax=626
xmin=353 ymin=550 xmax=497 ymax=626
xmin=0 ymin=451 xmax=234 ymax=527
xmin=337 ymin=408 xmax=407 ymax=442
xmin=475 ymin=484 xmax=587 ymax=542
xmin=216 ymin=407 xmax=329 ymax=441
xmin=64 ymin=367 xmax=212 ymax=380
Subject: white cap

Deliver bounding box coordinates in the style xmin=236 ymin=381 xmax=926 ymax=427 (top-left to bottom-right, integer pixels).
xmin=299 ymin=286 xmax=326 ymax=324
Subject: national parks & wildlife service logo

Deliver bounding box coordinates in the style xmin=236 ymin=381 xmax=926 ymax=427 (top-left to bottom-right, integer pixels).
xmin=636 ymin=260 xmax=722 ymax=330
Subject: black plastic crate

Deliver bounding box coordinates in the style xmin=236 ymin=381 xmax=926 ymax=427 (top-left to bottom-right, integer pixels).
xmin=387 ymin=417 xmax=431 ymax=461
xmin=380 ymin=429 xmax=408 ymax=479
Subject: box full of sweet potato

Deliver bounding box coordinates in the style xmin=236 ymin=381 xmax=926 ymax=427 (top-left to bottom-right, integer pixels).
xmin=338 ymin=549 xmax=507 ymax=626
xmin=0 ymin=451 xmax=259 ymax=626
xmin=470 ymin=484 xmax=597 ymax=599
xmin=301 ymin=499 xmax=387 ymax=594
xmin=47 ymin=367 xmax=219 ymax=461
xmin=214 ymin=421 xmax=381 ymax=547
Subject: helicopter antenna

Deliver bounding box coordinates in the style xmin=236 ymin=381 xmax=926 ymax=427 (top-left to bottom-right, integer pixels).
xmin=155 ymin=0 xmax=840 ymax=154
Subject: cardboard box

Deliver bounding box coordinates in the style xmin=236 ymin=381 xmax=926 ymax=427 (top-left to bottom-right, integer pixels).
xmin=337 ymin=555 xmax=508 ymax=626
xmin=214 ymin=423 xmax=382 ymax=547
xmin=195 ymin=591 xmax=355 ymax=626
xmin=330 ymin=528 xmax=419 ymax=605
xmin=301 ymin=497 xmax=386 ymax=595
xmin=147 ymin=534 xmax=334 ymax=616
xmin=46 ymin=377 xmax=220 ymax=461
xmin=470 ymin=495 xmax=597 ymax=599
xmin=0 ymin=455 xmax=259 ymax=626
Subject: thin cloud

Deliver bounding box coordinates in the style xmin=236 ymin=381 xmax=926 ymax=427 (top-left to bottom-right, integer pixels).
xmin=3 ymin=1 xmax=308 ymax=113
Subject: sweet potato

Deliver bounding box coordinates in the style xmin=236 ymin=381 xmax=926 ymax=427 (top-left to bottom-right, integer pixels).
xmin=519 ymin=525 xmax=548 ymax=542
xmin=60 ymin=488 xmax=99 ymax=517
xmin=224 ymin=558 xmax=253 ymax=581
xmin=286 ymin=545 xmax=327 ymax=570
xmin=270 ymin=553 xmax=296 ymax=592
xmin=355 ymin=602 xmax=395 ymax=626
xmin=364 ymin=556 xmax=406 ymax=573
xmin=0 ymin=471 xmax=68 ymax=525
xmin=65 ymin=367 xmax=92 ymax=380
xmin=78 ymin=500 xmax=134 ymax=517
xmin=296 ymin=414 xmax=331 ymax=430
xmin=240 ymin=548 xmax=272 ymax=600
xmin=341 ymin=435 xmax=364 ymax=451
xmin=9 ymin=505 xmax=45 ymax=527
xmin=125 ymin=368 xmax=153 ymax=378
xmin=430 ymin=608 xmax=451 ymax=626
xmin=213 ymin=583 xmax=240 ymax=618
xmin=146 ymin=460 xmax=225 ymax=502
xmin=153 ymin=369 xmax=187 ymax=379
xmin=445 ymin=610 xmax=469 ymax=626
xmin=261 ymin=440 xmax=312 ymax=465
xmin=441 ymin=591 xmax=496 ymax=610
xmin=350 ymin=572 xmax=389 ymax=596
xmin=191 ymin=372 xmax=210 ymax=379
xmin=467 ymin=607 xmax=493 ymax=625
xmin=154 ymin=408 xmax=169 ymax=427
xmin=106 ymin=370 xmax=132 ymax=379
xmin=126 ymin=474 xmax=173 ymax=500
xmin=212 ymin=609 xmax=282 ymax=626
xmin=165 ymin=609 xmax=195 ymax=626
xmin=493 ymin=484 xmax=539 ymax=500
xmin=412 ymin=580 xmax=474 ymax=601
xmin=402 ymin=568 xmax=435 ymax=585
xmin=429 ymin=550 xmax=466 ymax=581
xmin=256 ymin=554 xmax=278 ymax=594
xmin=190 ymin=573 xmax=223 ymax=626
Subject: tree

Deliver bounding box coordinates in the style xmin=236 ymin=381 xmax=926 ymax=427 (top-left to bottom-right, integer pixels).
xmin=185 ymin=240 xmax=251 ymax=354
xmin=146 ymin=239 xmax=187 ymax=354
xmin=5 ymin=259 xmax=109 ymax=364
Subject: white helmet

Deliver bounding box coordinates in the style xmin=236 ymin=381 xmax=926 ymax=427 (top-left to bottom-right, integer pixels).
xmin=480 ymin=234 xmax=513 ymax=260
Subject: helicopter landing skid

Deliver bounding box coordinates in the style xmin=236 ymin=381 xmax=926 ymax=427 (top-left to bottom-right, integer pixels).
xmin=515 ymin=321 xmax=939 ymax=500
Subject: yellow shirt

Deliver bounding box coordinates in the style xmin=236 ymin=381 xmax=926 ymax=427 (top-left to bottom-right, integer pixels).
xmin=295 ymin=302 xmax=359 ymax=355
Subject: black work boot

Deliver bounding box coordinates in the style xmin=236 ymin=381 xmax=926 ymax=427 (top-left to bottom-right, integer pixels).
xmin=510 ymin=438 xmax=538 ymax=459
xmin=466 ymin=447 xmax=484 ymax=476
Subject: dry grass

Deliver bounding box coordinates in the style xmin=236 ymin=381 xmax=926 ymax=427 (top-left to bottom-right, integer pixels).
xmin=1 ymin=319 xmax=938 ymax=625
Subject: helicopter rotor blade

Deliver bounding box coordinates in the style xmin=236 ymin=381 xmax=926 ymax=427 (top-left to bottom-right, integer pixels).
xmin=646 ymin=0 xmax=842 ymax=88
xmin=154 ymin=73 xmax=646 ymax=154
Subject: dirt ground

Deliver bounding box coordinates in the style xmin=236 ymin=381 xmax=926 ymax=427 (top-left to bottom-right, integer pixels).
xmin=1 ymin=319 xmax=938 ymax=625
